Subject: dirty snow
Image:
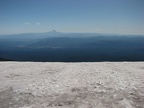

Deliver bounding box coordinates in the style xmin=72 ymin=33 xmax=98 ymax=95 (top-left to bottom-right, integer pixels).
xmin=0 ymin=62 xmax=144 ymax=108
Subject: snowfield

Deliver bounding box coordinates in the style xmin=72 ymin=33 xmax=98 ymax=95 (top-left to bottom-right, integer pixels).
xmin=0 ymin=62 xmax=144 ymax=108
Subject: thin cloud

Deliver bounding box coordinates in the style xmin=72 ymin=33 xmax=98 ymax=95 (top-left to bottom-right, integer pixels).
xmin=24 ymin=22 xmax=30 ymax=25
xmin=36 ymin=22 xmax=40 ymax=26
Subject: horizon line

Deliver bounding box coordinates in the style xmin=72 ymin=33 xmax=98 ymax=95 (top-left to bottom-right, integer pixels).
xmin=0 ymin=30 xmax=144 ymax=36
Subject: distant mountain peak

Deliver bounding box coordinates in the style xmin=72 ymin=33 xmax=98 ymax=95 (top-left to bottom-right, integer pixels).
xmin=50 ymin=30 xmax=57 ymax=33
xmin=45 ymin=30 xmax=62 ymax=35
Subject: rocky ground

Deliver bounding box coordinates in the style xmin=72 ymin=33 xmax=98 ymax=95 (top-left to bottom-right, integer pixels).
xmin=0 ymin=62 xmax=144 ymax=108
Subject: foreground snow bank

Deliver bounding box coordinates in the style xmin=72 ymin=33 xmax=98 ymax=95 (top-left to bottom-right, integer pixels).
xmin=0 ymin=62 xmax=144 ymax=108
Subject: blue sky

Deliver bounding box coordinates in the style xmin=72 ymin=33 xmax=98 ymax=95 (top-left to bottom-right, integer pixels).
xmin=0 ymin=0 xmax=144 ymax=35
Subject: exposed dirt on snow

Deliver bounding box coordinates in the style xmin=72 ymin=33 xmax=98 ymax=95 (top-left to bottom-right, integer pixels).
xmin=0 ymin=62 xmax=144 ymax=108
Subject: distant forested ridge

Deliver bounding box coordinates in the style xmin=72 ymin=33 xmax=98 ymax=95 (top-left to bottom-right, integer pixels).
xmin=0 ymin=31 xmax=144 ymax=62
xmin=0 ymin=57 xmax=13 ymax=61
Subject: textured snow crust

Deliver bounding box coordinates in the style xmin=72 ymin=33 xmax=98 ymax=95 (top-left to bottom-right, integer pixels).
xmin=0 ymin=62 xmax=144 ymax=108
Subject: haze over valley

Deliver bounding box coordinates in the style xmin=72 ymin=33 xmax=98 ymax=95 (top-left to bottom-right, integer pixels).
xmin=0 ymin=31 xmax=144 ymax=62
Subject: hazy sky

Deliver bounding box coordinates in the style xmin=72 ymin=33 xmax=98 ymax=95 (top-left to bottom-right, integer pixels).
xmin=0 ymin=0 xmax=144 ymax=35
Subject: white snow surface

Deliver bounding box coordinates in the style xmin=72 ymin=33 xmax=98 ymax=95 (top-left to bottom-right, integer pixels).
xmin=0 ymin=62 xmax=144 ymax=108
